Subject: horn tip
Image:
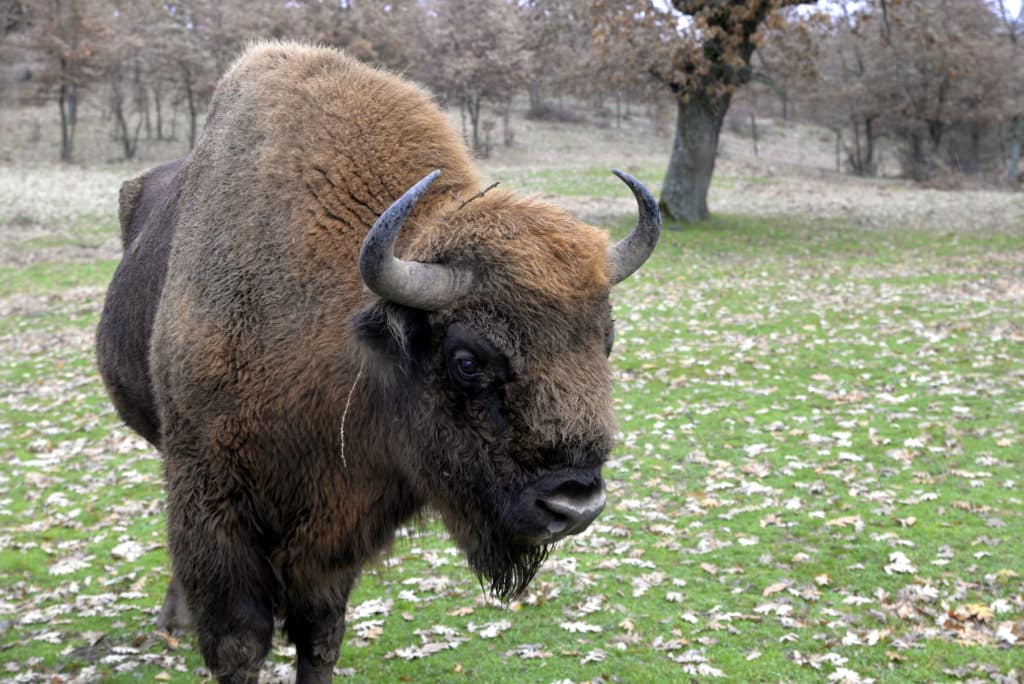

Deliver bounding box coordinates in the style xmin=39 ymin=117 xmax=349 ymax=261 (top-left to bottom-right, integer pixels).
xmin=607 ymin=168 xmax=662 ymax=286
xmin=611 ymin=169 xmax=660 ymax=219
xmin=419 ymin=169 xmax=442 ymax=190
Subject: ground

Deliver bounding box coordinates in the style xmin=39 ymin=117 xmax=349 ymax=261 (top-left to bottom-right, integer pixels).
xmin=0 ymin=104 xmax=1022 ymax=683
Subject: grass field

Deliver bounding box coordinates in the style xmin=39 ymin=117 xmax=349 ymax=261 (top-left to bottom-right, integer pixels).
xmin=1 ymin=121 xmax=1023 ymax=683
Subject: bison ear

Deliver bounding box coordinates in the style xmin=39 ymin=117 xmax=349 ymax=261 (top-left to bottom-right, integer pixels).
xmin=352 ymin=301 xmax=432 ymax=363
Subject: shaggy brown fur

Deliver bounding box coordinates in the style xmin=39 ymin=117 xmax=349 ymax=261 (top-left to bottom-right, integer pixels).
xmin=98 ymin=41 xmax=636 ymax=684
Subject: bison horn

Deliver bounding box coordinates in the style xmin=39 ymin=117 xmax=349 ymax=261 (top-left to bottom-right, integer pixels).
xmin=360 ymin=170 xmax=473 ymax=310
xmin=607 ymin=170 xmax=662 ymax=285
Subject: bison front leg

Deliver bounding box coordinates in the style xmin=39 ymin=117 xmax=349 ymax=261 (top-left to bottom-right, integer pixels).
xmin=166 ymin=490 xmax=276 ymax=682
xmin=285 ymin=574 xmax=356 ymax=684
xmin=176 ymin=538 xmax=276 ymax=684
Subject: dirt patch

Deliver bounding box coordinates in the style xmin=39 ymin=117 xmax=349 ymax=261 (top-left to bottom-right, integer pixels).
xmin=709 ymin=164 xmax=1024 ymax=233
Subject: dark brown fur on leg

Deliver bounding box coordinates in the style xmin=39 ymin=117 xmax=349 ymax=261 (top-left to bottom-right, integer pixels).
xmin=165 ymin=451 xmax=276 ymax=683
xmin=155 ymin=570 xmax=192 ymax=634
xmin=284 ymin=573 xmax=355 ymax=684
xmin=187 ymin=570 xmax=274 ymax=684
xmin=285 ymin=606 xmax=344 ymax=681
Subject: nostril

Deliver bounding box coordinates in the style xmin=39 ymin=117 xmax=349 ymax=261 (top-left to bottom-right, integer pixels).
xmin=535 ymin=478 xmax=606 ymax=534
xmin=552 ymin=477 xmax=600 ymax=500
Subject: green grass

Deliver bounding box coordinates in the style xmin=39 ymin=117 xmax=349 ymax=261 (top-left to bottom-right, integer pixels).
xmin=0 ymin=259 xmax=118 ymax=297
xmin=1 ymin=206 xmax=1021 ymax=682
xmin=492 ymin=162 xmax=668 ymax=197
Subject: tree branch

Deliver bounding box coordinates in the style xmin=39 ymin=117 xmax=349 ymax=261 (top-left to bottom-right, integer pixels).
xmin=455 ymin=181 xmax=500 ymax=213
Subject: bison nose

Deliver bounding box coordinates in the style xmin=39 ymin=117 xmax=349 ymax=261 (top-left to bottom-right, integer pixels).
xmin=534 ymin=476 xmax=606 ymax=541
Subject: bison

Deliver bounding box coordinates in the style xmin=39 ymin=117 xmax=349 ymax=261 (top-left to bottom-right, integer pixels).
xmin=96 ymin=42 xmax=660 ymax=683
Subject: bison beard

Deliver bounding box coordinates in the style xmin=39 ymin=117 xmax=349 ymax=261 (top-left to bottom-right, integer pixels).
xmin=428 ymin=449 xmax=552 ymax=601
xmin=472 ymin=541 xmax=551 ymax=602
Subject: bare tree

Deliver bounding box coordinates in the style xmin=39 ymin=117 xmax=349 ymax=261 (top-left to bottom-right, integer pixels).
xmin=104 ymin=2 xmax=149 ymax=158
xmin=593 ymin=0 xmax=813 ymax=224
xmin=994 ymin=0 xmax=1024 ymax=182
xmin=16 ymin=0 xmax=111 ymax=162
xmin=877 ymin=0 xmax=1002 ymax=179
xmin=281 ymin=0 xmax=423 ymax=71
xmin=158 ymin=1 xmax=226 ymax=150
xmin=521 ymin=0 xmax=593 ymax=120
xmin=2 ymin=0 xmax=27 ymax=34
xmin=782 ymin=0 xmax=1014 ymax=181
xmin=752 ymin=11 xmax=819 ymax=121
xmin=421 ymin=0 xmax=529 ymax=157
xmin=793 ymin=3 xmax=887 ymax=176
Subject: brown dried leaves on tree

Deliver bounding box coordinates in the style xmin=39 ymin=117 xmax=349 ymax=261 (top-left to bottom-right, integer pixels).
xmin=790 ymin=0 xmax=1020 ymax=180
xmin=592 ymin=0 xmax=812 ymax=104
xmin=591 ymin=0 xmax=814 ymax=223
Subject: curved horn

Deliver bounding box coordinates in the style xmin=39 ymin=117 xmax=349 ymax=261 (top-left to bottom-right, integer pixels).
xmin=359 ymin=170 xmax=473 ymax=310
xmin=607 ymin=169 xmax=662 ymax=285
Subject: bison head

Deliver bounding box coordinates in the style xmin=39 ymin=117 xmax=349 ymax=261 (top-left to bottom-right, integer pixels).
xmin=354 ymin=171 xmax=660 ymax=599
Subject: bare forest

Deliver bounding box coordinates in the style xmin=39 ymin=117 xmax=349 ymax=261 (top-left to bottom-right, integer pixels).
xmin=1 ymin=1 xmax=1023 ymax=210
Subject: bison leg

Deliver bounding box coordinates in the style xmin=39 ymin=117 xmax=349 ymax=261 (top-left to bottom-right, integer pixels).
xmin=184 ymin=560 xmax=275 ymax=684
xmin=170 ymin=513 xmax=275 ymax=683
xmin=286 ymin=576 xmax=356 ymax=684
xmin=155 ymin=569 xmax=192 ymax=634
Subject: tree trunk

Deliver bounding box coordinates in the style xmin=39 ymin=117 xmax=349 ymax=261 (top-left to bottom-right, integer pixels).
xmin=183 ymin=67 xmax=197 ymax=150
xmin=907 ymin=132 xmax=928 ymax=181
xmin=143 ymin=94 xmax=152 ymax=141
xmin=69 ymin=79 xmax=78 ymax=129
xmin=850 ymin=117 xmax=863 ymax=174
xmin=154 ymin=86 xmax=164 ymax=141
xmin=467 ymin=93 xmax=482 ymax=156
xmin=660 ymin=93 xmax=729 ymax=224
xmin=834 ymin=128 xmax=842 ymax=173
xmin=134 ymin=60 xmax=151 ymax=141
xmin=59 ymin=84 xmax=72 ymax=162
xmin=501 ymin=98 xmax=513 ymax=147
xmin=966 ymin=125 xmax=980 ymax=175
xmin=58 ymin=81 xmax=77 ymax=163
xmin=527 ymin=81 xmax=543 ymax=115
xmin=459 ymin=99 xmax=467 ymax=145
xmin=749 ymin=110 xmax=758 ymax=157
xmin=1009 ymin=114 xmax=1021 ymax=183
xmin=112 ymin=82 xmax=141 ymax=159
xmin=864 ymin=116 xmax=875 ymax=174
xmin=749 ymin=92 xmax=759 ymax=158
xmin=847 ymin=117 xmax=876 ymax=177
xmin=140 ymin=85 xmax=152 ymax=142
xmin=187 ymin=89 xmax=197 ymax=150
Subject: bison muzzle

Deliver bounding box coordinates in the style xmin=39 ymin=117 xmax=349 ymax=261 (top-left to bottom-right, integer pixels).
xmin=96 ymin=42 xmax=660 ymax=684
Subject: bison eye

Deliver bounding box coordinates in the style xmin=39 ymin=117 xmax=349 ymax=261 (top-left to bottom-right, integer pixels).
xmin=452 ymin=349 xmax=483 ymax=383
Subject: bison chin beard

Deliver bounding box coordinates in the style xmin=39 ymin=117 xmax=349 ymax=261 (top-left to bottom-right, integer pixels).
xmin=467 ymin=539 xmax=550 ymax=602
xmin=431 ymin=481 xmax=551 ymax=600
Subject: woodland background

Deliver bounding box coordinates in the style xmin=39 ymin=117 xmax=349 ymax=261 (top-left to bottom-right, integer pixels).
xmin=1 ymin=0 xmax=1023 ymax=215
